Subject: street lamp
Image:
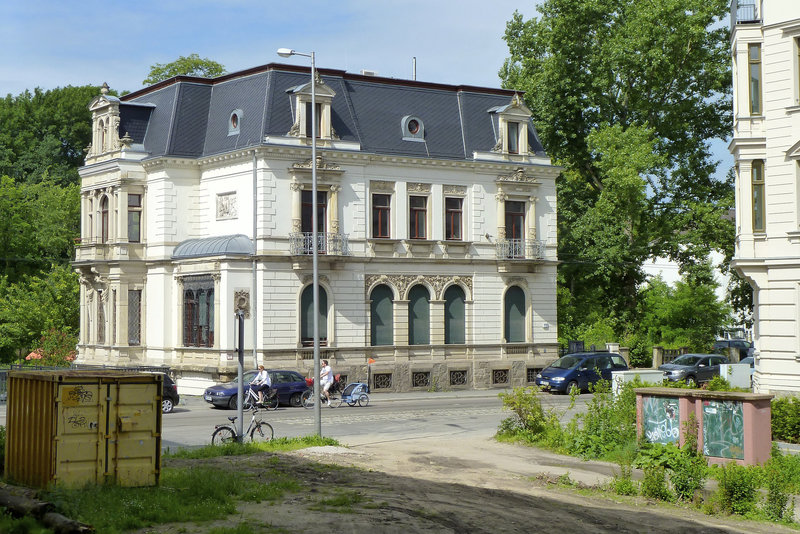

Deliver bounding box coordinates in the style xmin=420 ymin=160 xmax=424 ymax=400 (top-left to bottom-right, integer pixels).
xmin=277 ymin=47 xmax=321 ymax=436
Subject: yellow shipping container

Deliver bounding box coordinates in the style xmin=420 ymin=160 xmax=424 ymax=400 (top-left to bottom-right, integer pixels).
xmin=4 ymin=370 xmax=162 ymax=488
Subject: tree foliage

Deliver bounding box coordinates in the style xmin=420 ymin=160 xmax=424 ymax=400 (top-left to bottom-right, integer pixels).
xmin=501 ymin=0 xmax=735 ymax=336
xmin=143 ymin=54 xmax=226 ymax=85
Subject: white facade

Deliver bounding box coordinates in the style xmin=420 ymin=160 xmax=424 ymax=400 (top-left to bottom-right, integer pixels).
xmin=730 ymin=0 xmax=800 ymax=393
xmin=74 ymin=70 xmax=560 ymax=392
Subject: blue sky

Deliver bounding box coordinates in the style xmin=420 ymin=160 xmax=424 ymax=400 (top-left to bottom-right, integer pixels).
xmin=1 ymin=0 xmax=539 ymax=96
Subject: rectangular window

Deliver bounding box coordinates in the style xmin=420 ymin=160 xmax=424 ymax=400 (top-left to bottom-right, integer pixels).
xmin=128 ymin=194 xmax=141 ymax=243
xmin=749 ymin=43 xmax=762 ymax=115
xmin=97 ymin=290 xmax=105 ymax=344
xmin=301 ymin=190 xmax=327 ymax=234
xmin=505 ymin=201 xmax=526 ymax=258
xmin=183 ymin=277 xmax=214 ymax=347
xmin=445 ymin=197 xmax=463 ymax=240
xmin=372 ymin=193 xmax=391 ymax=238
xmin=752 ymin=160 xmax=765 ymax=232
xmin=409 ymin=196 xmax=427 ymax=239
xmin=507 ymin=122 xmax=519 ymax=154
xmin=305 ymin=102 xmax=322 ymax=138
xmin=128 ymin=289 xmax=141 ymax=346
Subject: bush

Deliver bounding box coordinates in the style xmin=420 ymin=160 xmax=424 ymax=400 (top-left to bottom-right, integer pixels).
xmin=762 ymin=447 xmax=795 ymax=521
xmin=772 ymin=396 xmax=800 ymax=444
xmin=641 ymin=464 xmax=672 ymax=501
xmin=611 ymin=463 xmax=638 ymax=496
xmin=715 ymin=462 xmax=759 ymax=516
xmin=498 ymin=387 xmax=548 ymax=437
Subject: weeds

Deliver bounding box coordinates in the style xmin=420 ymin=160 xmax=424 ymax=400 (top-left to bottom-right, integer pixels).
xmin=166 ymin=435 xmax=339 ymax=459
xmin=714 ymin=462 xmax=759 ymax=516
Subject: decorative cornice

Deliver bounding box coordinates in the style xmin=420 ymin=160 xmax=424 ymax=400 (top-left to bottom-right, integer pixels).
xmin=291 ymin=155 xmax=343 ymax=173
xmin=407 ymin=182 xmax=431 ymax=193
xmin=443 ymin=185 xmax=468 ymax=196
xmin=496 ymin=167 xmax=539 ymax=186
xmin=370 ymin=180 xmax=396 ymax=193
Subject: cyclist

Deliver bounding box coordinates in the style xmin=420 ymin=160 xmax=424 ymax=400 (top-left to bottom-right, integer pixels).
xmin=251 ymin=365 xmax=272 ymax=405
xmin=320 ymin=359 xmax=333 ymax=406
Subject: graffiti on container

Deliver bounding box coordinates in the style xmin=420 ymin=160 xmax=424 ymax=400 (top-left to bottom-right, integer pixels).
xmin=642 ymin=396 xmax=680 ymax=444
xmin=66 ymin=414 xmax=87 ymax=428
xmin=66 ymin=386 xmax=93 ymax=404
xmin=702 ymin=400 xmax=744 ymax=460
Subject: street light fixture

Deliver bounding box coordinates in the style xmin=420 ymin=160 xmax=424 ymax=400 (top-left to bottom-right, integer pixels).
xmin=277 ymin=47 xmax=321 ymax=436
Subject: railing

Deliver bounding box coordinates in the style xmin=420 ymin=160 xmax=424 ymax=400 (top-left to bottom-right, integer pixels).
xmin=495 ymin=239 xmax=546 ymax=260
xmin=290 ymin=232 xmax=350 ymax=256
xmin=735 ymin=1 xmax=759 ymax=23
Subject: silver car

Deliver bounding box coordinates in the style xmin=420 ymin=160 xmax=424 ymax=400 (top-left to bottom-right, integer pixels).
xmin=659 ymin=353 xmax=729 ymax=387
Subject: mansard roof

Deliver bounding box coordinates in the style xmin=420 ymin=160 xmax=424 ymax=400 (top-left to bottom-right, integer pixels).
xmin=117 ymin=63 xmax=547 ymax=161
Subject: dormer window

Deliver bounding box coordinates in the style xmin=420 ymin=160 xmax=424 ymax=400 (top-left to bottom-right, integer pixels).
xmin=228 ymin=109 xmax=242 ymax=135
xmin=490 ymin=93 xmax=532 ymax=157
xmin=401 ymin=115 xmax=425 ymax=141
xmin=286 ymin=72 xmax=337 ymax=140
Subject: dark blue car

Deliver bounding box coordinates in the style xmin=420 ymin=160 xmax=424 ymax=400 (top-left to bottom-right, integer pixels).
xmin=203 ymin=369 xmax=309 ymax=409
xmin=535 ymin=352 xmax=629 ymax=394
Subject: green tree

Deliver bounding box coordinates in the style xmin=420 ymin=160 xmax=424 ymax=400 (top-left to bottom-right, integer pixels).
xmin=0 ymin=86 xmax=101 ymax=186
xmin=0 ymin=264 xmax=79 ymax=362
xmin=143 ymin=54 xmax=226 ymax=85
xmin=501 ymin=0 xmax=733 ymax=335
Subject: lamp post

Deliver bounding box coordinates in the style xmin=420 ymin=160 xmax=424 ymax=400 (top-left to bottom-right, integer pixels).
xmin=277 ymin=48 xmax=321 ymax=436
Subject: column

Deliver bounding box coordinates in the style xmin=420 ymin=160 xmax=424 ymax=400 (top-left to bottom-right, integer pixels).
xmin=496 ymin=190 xmax=507 ymax=239
xmin=290 ymin=180 xmax=302 ymax=233
xmin=329 ymin=185 xmax=340 ymax=234
xmin=394 ymin=300 xmax=409 ymax=346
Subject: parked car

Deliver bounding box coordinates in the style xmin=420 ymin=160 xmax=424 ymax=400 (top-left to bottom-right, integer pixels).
xmin=203 ymin=369 xmax=309 ymax=409
xmin=160 ymin=373 xmax=180 ymax=414
xmin=659 ymin=353 xmax=729 ymax=387
xmin=535 ymin=352 xmax=629 ymax=394
xmin=712 ymin=338 xmax=754 ymax=360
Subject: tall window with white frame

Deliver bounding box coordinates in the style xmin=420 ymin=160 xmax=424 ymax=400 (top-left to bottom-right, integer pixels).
xmin=128 ymin=194 xmax=142 ymax=243
xmin=507 ymin=121 xmax=519 ymax=154
xmin=128 ymin=289 xmax=141 ymax=346
xmin=445 ymin=197 xmax=463 ymax=240
xmin=752 ymin=160 xmax=765 ymax=233
xmin=749 ymin=43 xmax=762 ymax=116
xmin=305 ymin=102 xmax=321 ymax=138
xmin=301 ymin=285 xmax=328 ymax=347
xmin=505 ymin=200 xmax=526 ymax=258
xmin=372 ymin=193 xmax=391 ymax=238
xmin=409 ymin=196 xmax=427 ymax=239
xmin=183 ymin=276 xmax=214 ymax=347
xmin=301 ymin=190 xmax=327 ymax=253
xmin=100 ymin=196 xmax=110 ymax=243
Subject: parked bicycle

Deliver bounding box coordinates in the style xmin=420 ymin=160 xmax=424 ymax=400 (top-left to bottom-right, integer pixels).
xmin=211 ymin=404 xmax=274 ymax=444
xmin=301 ymin=375 xmax=345 ymax=408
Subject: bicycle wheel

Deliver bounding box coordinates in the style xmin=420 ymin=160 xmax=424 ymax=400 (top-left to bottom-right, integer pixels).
xmin=329 ymin=394 xmax=343 ymax=408
xmin=264 ymin=395 xmax=279 ymax=410
xmin=301 ymin=389 xmax=315 ymax=409
xmin=250 ymin=421 xmax=274 ymax=442
xmin=212 ymin=426 xmax=237 ymax=445
xmin=357 ymin=393 xmax=370 ymax=407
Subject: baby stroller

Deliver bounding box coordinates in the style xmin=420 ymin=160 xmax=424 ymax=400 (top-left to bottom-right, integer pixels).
xmin=340 ymin=382 xmax=370 ymax=407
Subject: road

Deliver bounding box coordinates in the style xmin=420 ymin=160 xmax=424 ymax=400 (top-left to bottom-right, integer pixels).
xmin=163 ymin=390 xmax=586 ymax=450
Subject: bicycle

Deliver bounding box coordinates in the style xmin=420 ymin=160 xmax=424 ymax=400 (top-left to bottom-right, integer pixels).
xmin=242 ymin=384 xmax=279 ymax=411
xmin=301 ymin=378 xmax=343 ymax=408
xmin=211 ymin=404 xmax=274 ymax=444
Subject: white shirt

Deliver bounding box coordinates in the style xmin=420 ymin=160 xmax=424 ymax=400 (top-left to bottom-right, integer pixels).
xmin=320 ymin=364 xmax=333 ymax=385
xmin=252 ymin=369 xmax=271 ymax=386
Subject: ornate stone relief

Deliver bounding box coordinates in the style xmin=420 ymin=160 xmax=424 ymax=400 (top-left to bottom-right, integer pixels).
xmin=505 ymin=276 xmax=529 ymax=289
xmin=443 ymin=185 xmax=467 ymax=196
xmin=234 ymin=290 xmax=250 ymax=318
xmin=216 ymin=192 xmax=238 ymax=219
xmin=365 ymin=274 xmax=473 ymax=300
xmin=497 ymin=168 xmax=539 ymax=186
xmin=292 ymin=155 xmax=341 ymax=172
xmin=301 ymin=274 xmax=330 ymax=286
xmin=407 ymin=182 xmax=431 ymax=193
xmin=370 ymin=180 xmax=396 ymax=193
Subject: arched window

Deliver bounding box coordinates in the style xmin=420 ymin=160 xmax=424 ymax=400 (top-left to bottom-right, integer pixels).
xmin=504 ymin=286 xmax=526 ymax=343
xmin=100 ymin=196 xmax=109 ymax=243
xmin=408 ymin=284 xmax=430 ymax=345
xmin=444 ymin=285 xmax=466 ymax=344
xmin=301 ymin=285 xmax=328 ymax=346
xmin=370 ymin=284 xmax=393 ymax=346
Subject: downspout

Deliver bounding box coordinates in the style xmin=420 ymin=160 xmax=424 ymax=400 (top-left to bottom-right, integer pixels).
xmin=252 ymin=150 xmax=259 ymax=368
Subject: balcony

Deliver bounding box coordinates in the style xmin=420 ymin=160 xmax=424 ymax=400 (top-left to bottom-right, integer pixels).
xmin=495 ymin=239 xmax=546 ymax=260
xmin=289 ymin=232 xmax=350 ymax=256
xmin=734 ymin=1 xmax=759 ymax=24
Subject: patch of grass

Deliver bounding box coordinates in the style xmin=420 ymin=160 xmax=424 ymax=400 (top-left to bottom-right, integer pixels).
xmin=310 ymin=490 xmax=366 ymax=513
xmin=208 ymin=522 xmax=291 ymax=534
xmin=167 ymin=435 xmax=340 ymax=459
xmin=44 ymin=464 xmax=302 ymax=533
xmin=0 ymin=507 xmax=53 ymax=534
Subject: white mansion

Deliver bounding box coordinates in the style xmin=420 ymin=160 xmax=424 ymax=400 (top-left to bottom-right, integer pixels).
xmin=73 ymin=63 xmax=559 ymax=392
xmin=731 ymin=0 xmax=800 ymax=394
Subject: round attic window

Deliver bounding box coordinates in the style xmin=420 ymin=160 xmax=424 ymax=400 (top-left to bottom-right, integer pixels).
xmin=407 ymin=119 xmax=420 ymax=135
xmin=231 ymin=113 xmax=239 ymax=129
xmin=401 ymin=115 xmax=424 ymax=141
xmin=228 ymin=109 xmax=243 ymax=136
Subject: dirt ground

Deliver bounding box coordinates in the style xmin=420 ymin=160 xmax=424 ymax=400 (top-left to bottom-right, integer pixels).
xmin=136 ymin=436 xmax=798 ymax=534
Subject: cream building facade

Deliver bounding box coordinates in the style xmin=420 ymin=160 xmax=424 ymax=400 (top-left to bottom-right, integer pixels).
xmin=731 ymin=0 xmax=800 ymax=393
xmin=74 ymin=64 xmax=560 ymax=394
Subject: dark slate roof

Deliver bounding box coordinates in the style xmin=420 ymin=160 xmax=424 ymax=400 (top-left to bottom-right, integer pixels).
xmin=172 ymin=234 xmax=254 ymax=259
xmin=120 ymin=63 xmax=547 ymax=161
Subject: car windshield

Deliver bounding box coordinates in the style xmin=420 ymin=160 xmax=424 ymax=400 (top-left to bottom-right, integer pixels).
xmin=549 ymin=356 xmax=583 ymax=370
xmin=230 ymin=371 xmax=258 ymax=384
xmin=672 ymin=355 xmax=702 ymax=366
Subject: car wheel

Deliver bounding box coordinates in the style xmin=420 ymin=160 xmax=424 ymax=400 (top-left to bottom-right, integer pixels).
xmin=290 ymin=392 xmax=303 ymax=407
xmin=685 ymin=376 xmax=697 ymax=388
xmin=566 ymin=381 xmax=580 ymax=395
xmin=227 ymin=396 xmax=237 ymax=410
xmin=162 ymin=398 xmax=174 ymax=414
